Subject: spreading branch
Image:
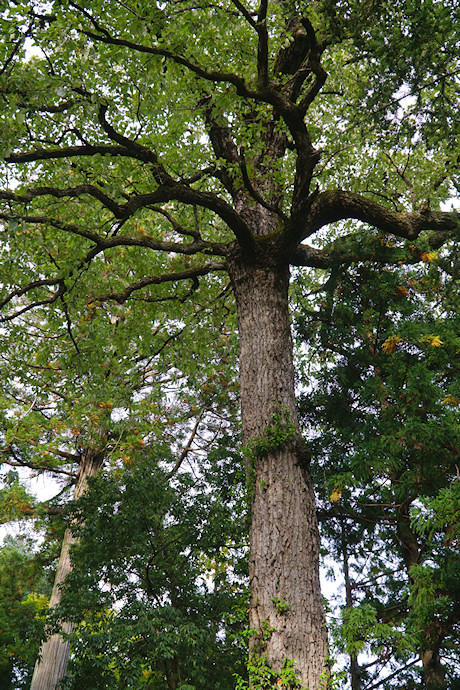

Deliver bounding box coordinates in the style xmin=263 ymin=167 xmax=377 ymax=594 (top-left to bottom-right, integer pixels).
xmin=255 ymin=4 xmax=269 ymax=89
xmin=93 ymin=263 xmax=226 ymax=304
xmin=291 ymin=194 xmax=459 ymax=269
xmin=307 ymin=190 xmax=459 ymax=242
xmin=0 ymin=209 xmax=224 ymax=258
xmin=230 ymin=0 xmax=258 ymax=29
xmin=6 ymin=143 xmax=137 ymax=165
xmin=96 ymin=103 xmax=173 ymax=186
xmin=1 ymin=453 xmax=77 ymax=479
xmin=80 ymin=28 xmax=257 ymax=99
xmin=297 ymin=17 xmax=328 ymax=114
xmin=1 ymin=181 xmax=254 ymax=253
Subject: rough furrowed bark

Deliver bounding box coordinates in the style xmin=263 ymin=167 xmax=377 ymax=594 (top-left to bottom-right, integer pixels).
xmin=230 ymin=259 xmax=328 ymax=689
xmin=30 ymin=449 xmax=104 ymax=690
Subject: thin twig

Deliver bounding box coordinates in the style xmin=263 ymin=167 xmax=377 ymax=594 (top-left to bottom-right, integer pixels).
xmin=167 ymin=411 xmax=205 ymax=478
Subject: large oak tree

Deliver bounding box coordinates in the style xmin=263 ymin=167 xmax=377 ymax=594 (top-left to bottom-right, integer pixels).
xmin=1 ymin=1 xmax=459 ymax=687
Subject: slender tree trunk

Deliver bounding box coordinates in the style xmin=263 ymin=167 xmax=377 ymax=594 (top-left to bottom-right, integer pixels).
xmin=341 ymin=522 xmax=361 ymax=690
xmin=230 ymin=258 xmax=328 ymax=689
xmin=30 ymin=449 xmax=104 ymax=690
xmin=395 ymin=504 xmax=447 ymax=690
xmin=422 ymin=649 xmax=447 ymax=690
xmin=164 ymin=656 xmax=181 ymax=690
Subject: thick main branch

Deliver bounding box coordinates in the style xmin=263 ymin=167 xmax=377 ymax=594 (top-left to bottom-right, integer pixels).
xmin=308 ymin=190 xmax=459 ymax=241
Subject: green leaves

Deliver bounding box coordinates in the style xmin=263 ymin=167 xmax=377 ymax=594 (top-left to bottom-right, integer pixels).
xmin=294 ymin=246 xmax=460 ymax=685
xmin=0 ymin=536 xmax=50 ymax=688
xmin=55 ymin=450 xmax=248 ymax=689
xmin=0 ymin=0 xmax=458 ymax=687
xmin=0 ymin=471 xmax=35 ymax=524
xmin=412 ymin=482 xmax=460 ymax=545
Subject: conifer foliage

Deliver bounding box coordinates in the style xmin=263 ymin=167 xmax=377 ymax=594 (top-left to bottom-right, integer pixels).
xmin=294 ymin=248 xmax=460 ymax=688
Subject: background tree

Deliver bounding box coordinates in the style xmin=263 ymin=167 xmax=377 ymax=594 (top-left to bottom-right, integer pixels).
xmin=1 ymin=1 xmax=459 ymax=686
xmin=293 ymin=250 xmax=460 ymax=688
xmin=53 ymin=431 xmax=247 ymax=689
xmin=0 ymin=244 xmax=239 ymax=687
xmin=0 ymin=534 xmax=51 ymax=689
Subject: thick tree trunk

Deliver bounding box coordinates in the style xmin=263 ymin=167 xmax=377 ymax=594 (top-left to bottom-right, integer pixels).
xmin=30 ymin=449 xmax=104 ymax=690
xmin=230 ymin=259 xmax=328 ymax=689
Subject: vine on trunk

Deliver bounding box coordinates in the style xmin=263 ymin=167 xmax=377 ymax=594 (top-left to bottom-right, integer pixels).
xmin=242 ymin=406 xmax=297 ymax=499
